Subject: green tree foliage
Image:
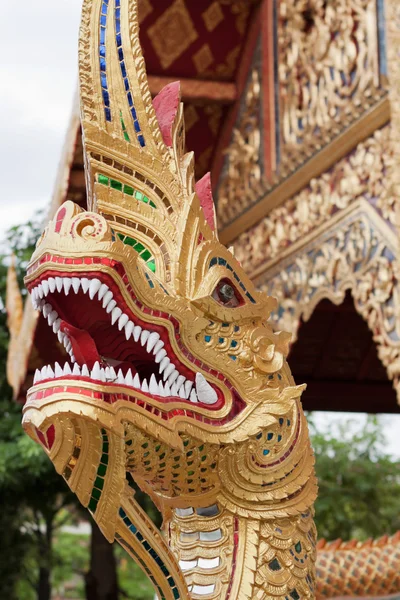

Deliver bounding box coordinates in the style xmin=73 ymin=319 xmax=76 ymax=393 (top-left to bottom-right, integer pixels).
xmin=310 ymin=414 xmax=400 ymax=541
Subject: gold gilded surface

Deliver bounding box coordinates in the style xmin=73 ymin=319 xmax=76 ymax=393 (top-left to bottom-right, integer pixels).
xmin=216 ymin=0 xmax=389 ymax=234
xmin=21 ymin=0 xmax=317 ymax=598
xmin=217 ymin=70 xmax=263 ymax=227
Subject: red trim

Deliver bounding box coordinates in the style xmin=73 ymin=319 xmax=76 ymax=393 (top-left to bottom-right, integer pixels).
xmin=211 ymin=4 xmax=262 ymax=188
xmin=261 ymin=0 xmax=276 ymax=179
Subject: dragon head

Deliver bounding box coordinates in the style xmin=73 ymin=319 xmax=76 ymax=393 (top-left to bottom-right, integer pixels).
xmin=23 ymin=0 xmax=316 ymax=554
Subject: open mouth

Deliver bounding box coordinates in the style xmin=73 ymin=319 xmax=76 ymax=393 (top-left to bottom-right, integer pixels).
xmin=28 ymin=273 xmax=221 ymax=407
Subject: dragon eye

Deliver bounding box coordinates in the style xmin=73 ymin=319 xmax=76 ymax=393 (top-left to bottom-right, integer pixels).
xmin=212 ymin=279 xmax=242 ymax=308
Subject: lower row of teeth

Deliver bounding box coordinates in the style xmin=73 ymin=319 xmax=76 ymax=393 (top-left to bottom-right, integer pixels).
xmin=33 ymin=362 xmax=219 ymax=404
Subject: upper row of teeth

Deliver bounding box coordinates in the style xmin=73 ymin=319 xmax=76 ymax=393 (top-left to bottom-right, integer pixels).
xmin=30 ymin=277 xmax=218 ymax=404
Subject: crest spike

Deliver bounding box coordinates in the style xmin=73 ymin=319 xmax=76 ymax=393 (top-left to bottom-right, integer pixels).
xmin=153 ymin=82 xmax=181 ymax=148
xmin=195 ymin=172 xmax=217 ymax=233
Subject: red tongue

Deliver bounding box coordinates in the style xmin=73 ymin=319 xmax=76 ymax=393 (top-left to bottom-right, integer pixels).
xmin=60 ymin=321 xmax=101 ymax=369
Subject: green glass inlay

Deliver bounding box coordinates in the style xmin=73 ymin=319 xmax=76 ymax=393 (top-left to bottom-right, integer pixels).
xmin=111 ymin=179 xmax=123 ymax=191
xmin=92 ymin=488 xmax=101 ymax=501
xmin=295 ymin=541 xmax=302 ymax=553
xmin=94 ymin=477 xmax=104 ymax=490
xmin=120 ymin=111 xmax=131 ymax=142
xmin=141 ymin=249 xmax=151 ymax=261
xmin=101 ymin=454 xmax=109 ymax=465
xmin=88 ymin=498 xmax=98 ymax=513
xmin=98 ymin=174 xmax=109 ymax=185
xmin=135 ymin=191 xmax=144 ymax=201
xmin=269 ymin=558 xmax=281 ymax=571
xmin=124 ymin=184 xmax=134 ymax=196
xmin=98 ymin=464 xmax=107 ymax=477
xmin=147 ymin=259 xmax=156 ymax=273
xmin=103 ymin=442 xmax=109 ymax=453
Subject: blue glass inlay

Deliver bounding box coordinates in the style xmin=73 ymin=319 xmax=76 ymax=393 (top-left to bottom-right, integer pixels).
xmin=99 ymin=0 xmax=111 ymax=122
xmin=114 ymin=1 xmax=146 ymax=147
xmin=118 ymin=507 xmax=180 ymax=599
xmin=230 ymin=340 xmax=238 ymax=348
xmin=263 ymin=449 xmax=270 ymax=456
xmin=218 ymin=337 xmax=225 ymax=344
xmin=204 ymin=335 xmax=211 ymax=343
xmin=229 ymin=355 xmax=237 ymax=361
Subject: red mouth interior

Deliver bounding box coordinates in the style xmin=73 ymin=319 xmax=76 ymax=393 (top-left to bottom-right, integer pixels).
xmin=48 ymin=287 xmax=195 ymax=384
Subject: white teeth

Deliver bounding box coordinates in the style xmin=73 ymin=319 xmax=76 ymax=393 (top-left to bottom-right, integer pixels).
xmin=111 ymin=307 xmax=122 ymax=325
xmin=168 ymin=369 xmax=179 ymax=386
xmin=89 ymin=279 xmax=102 ymax=300
xmin=159 ymin=356 xmax=170 ymax=374
xmin=63 ymin=277 xmax=72 ymax=295
xmin=195 ymin=373 xmax=218 ymax=405
xmin=48 ymin=278 xmax=56 ymax=293
xmin=52 ymin=318 xmax=61 ymax=333
xmin=163 ymin=363 xmax=175 ymax=381
xmin=91 ymin=361 xmax=101 ymax=381
xmin=79 ymin=278 xmax=89 ymax=293
xmin=155 ymin=348 xmax=167 ymax=364
xmin=31 ymin=277 xmax=208 ymax=407
xmin=33 ymin=369 xmax=40 ymax=384
xmin=102 ymin=290 xmax=113 ymax=308
xmin=42 ymin=280 xmax=50 ymax=296
xmin=125 ymin=321 xmax=134 ymax=340
xmin=43 ymin=303 xmax=52 ymax=318
xmin=63 ymin=363 xmax=72 ymax=375
xmin=146 ymin=332 xmax=160 ymax=353
xmin=55 ymin=362 xmax=63 ymax=377
xmin=141 ymin=330 xmax=150 ymax=346
xmin=55 ymin=277 xmax=63 ymax=293
xmin=176 ymin=375 xmax=185 ymax=391
xmin=72 ymin=364 xmax=81 ymax=376
xmin=125 ymin=369 xmax=134 ymax=387
xmin=149 ymin=374 xmax=159 ymax=395
xmin=106 ymin=299 xmax=117 ymax=314
xmin=48 ymin=311 xmax=58 ymax=326
xmin=118 ymin=314 xmax=129 ymax=331
xmin=98 ymin=283 xmax=109 ymax=301
xmin=71 ymin=277 xmax=81 ymax=294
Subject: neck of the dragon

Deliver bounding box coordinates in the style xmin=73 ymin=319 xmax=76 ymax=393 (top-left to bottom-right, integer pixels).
xmin=165 ymin=503 xmax=316 ymax=600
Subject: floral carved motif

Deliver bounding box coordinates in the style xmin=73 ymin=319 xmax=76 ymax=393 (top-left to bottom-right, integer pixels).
xmin=233 ymin=127 xmax=395 ymax=276
xmin=257 ymin=206 xmax=400 ymax=400
xmin=279 ymin=0 xmax=386 ymax=172
xmin=217 ymin=69 xmax=264 ymax=226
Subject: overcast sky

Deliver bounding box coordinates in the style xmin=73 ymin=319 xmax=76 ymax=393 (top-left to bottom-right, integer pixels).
xmin=1 ymin=1 xmax=399 ymax=456
xmin=0 ymin=0 xmax=82 ymax=234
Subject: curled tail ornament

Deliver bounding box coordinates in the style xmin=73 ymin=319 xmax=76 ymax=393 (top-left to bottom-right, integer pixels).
xmin=22 ymin=1 xmax=318 ymax=598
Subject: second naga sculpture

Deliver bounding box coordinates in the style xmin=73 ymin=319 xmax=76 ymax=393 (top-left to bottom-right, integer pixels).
xmin=22 ymin=0 xmax=317 ymax=598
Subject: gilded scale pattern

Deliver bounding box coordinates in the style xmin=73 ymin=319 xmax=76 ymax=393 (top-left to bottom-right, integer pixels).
xmin=21 ymin=1 xmax=317 ymax=599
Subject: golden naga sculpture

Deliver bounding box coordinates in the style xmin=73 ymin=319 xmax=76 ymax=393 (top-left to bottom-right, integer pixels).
xmin=22 ymin=1 xmax=318 ymax=598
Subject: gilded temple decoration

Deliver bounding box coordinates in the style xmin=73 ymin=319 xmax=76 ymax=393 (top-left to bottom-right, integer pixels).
xmin=20 ymin=0 xmax=319 ymax=599
xmin=216 ymin=0 xmax=389 ymax=238
xmin=216 ymin=70 xmax=264 ymax=226
xmin=278 ymin=0 xmax=385 ymax=170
